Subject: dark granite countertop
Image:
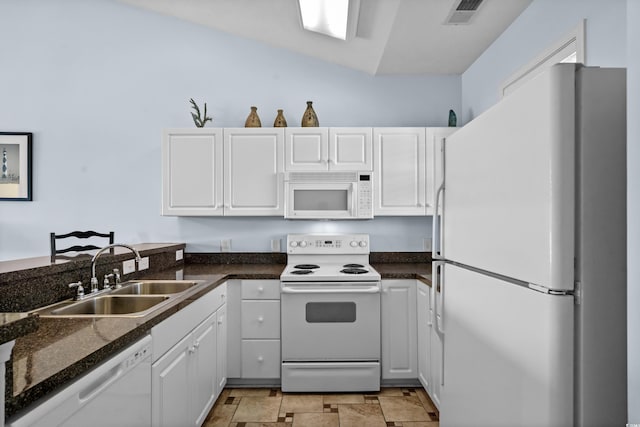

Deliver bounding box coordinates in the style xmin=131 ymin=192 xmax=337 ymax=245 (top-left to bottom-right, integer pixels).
xmin=5 ymin=259 xmax=431 ymax=418
xmin=0 ymin=314 xmax=38 ymax=346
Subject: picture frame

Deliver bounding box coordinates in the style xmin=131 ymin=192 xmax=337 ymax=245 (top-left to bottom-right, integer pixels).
xmin=0 ymin=132 xmax=33 ymax=201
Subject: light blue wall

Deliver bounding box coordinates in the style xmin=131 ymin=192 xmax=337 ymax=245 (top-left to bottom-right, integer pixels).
xmin=627 ymin=0 xmax=639 ymax=422
xmin=0 ymin=0 xmax=460 ymax=261
xmin=461 ymin=0 xmax=627 ymax=123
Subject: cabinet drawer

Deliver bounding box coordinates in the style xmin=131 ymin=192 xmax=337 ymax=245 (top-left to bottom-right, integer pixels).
xmin=241 ymin=300 xmax=280 ymax=339
xmin=241 ymin=340 xmax=281 ymax=378
xmin=241 ymin=280 xmax=280 ymax=300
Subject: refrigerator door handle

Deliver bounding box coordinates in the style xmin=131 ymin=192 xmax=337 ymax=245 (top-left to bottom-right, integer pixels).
xmin=433 ymin=260 xmax=446 ymax=386
xmin=432 ymin=139 xmax=446 ymax=260
xmin=433 ymin=260 xmax=445 ymax=339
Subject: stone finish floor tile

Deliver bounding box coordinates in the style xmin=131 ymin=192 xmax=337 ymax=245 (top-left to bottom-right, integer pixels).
xmin=204 ymin=402 xmax=237 ymax=427
xmin=232 ymin=396 xmax=282 ymax=423
xmin=378 ymin=396 xmax=431 ymax=422
xmin=338 ymin=403 xmax=388 ymax=427
xmin=322 ymin=393 xmax=366 ymax=404
xmin=280 ymin=394 xmax=324 ymax=414
xmin=208 ymin=387 xmax=439 ymax=427
xmin=292 ymin=412 xmax=340 ymax=427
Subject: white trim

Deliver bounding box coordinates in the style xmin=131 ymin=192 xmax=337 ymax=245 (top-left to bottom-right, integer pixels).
xmin=500 ymin=19 xmax=585 ymax=98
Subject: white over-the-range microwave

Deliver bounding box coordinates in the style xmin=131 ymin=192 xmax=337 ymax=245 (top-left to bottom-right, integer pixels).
xmin=284 ymin=171 xmax=373 ymax=219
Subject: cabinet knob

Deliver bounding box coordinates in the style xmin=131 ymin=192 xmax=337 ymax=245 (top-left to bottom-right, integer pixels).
xmin=258 ymin=287 xmax=264 ymax=293
xmin=188 ymin=345 xmax=196 ymax=354
xmin=257 ymin=356 xmax=264 ymax=363
xmin=258 ymin=316 xmax=264 ymax=323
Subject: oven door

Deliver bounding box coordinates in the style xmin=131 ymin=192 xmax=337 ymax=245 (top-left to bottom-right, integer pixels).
xmin=281 ymin=282 xmax=381 ymax=361
xmin=285 ymin=182 xmax=357 ymax=219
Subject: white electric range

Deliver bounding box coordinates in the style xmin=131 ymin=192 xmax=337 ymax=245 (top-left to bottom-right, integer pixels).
xmin=280 ymin=233 xmax=381 ymax=392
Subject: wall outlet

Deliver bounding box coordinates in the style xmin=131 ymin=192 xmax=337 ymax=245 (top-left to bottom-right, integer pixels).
xmin=271 ymin=239 xmax=281 ymax=252
xmin=122 ymin=259 xmax=136 ymax=275
xmin=138 ymin=257 xmax=149 ymax=270
xmin=176 ymin=249 xmax=184 ymax=261
xmin=221 ymin=239 xmax=231 ymax=252
xmin=423 ymin=238 xmax=433 ymax=252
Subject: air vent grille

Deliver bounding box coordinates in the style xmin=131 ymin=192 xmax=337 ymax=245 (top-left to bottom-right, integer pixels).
xmin=456 ymin=0 xmax=483 ymax=11
xmin=445 ymin=0 xmax=484 ymax=25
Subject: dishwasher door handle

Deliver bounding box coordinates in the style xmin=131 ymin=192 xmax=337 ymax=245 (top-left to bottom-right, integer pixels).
xmin=78 ymin=363 xmax=124 ymax=403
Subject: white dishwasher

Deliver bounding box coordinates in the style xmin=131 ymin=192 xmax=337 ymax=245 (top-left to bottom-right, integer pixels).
xmin=8 ymin=335 xmax=152 ymax=427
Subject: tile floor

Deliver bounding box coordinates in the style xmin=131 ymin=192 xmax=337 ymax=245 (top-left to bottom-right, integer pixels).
xmin=204 ymin=387 xmax=439 ymax=427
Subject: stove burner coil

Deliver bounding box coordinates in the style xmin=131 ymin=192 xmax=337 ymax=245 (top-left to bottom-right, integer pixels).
xmin=343 ymin=263 xmax=365 ymax=268
xmin=340 ymin=268 xmax=368 ymax=274
xmin=294 ymin=264 xmax=320 ymax=270
xmin=291 ymin=269 xmax=314 ymax=275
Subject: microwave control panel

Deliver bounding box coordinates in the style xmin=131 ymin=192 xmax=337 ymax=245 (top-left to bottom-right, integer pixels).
xmin=358 ymin=174 xmax=373 ymax=218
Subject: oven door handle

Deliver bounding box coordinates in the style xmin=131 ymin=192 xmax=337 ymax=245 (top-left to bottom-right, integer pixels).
xmin=281 ymin=285 xmax=380 ymax=294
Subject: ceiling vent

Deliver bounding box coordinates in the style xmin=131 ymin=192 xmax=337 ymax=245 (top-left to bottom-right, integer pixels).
xmin=445 ymin=0 xmax=484 ymax=25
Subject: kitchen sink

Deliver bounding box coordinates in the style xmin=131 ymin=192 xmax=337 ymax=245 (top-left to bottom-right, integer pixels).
xmin=45 ymin=295 xmax=171 ymax=317
xmin=111 ymin=280 xmax=200 ymax=295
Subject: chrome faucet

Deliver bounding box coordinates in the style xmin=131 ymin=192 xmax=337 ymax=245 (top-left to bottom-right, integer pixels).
xmin=90 ymin=244 xmax=141 ymax=293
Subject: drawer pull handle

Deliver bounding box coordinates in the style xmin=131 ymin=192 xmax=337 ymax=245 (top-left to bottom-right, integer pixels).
xmin=258 ymin=287 xmax=264 ymax=293
xmin=257 ymin=356 xmax=264 ymax=363
xmin=258 ymin=316 xmax=264 ymax=323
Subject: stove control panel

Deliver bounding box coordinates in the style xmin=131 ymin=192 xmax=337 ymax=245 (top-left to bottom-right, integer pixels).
xmin=287 ymin=234 xmax=370 ymax=254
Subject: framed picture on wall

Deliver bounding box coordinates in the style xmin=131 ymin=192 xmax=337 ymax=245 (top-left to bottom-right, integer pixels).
xmin=0 ymin=132 xmax=33 ymax=201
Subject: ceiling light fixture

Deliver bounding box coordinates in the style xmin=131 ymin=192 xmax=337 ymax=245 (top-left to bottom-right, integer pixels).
xmin=298 ymin=0 xmax=352 ymax=40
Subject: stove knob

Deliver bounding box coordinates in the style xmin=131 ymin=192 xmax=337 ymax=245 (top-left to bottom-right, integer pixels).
xmin=290 ymin=241 xmax=298 ymax=248
xmin=359 ymin=241 xmax=368 ymax=247
xmin=299 ymin=241 xmax=308 ymax=248
xmin=350 ymin=241 xmax=358 ymax=248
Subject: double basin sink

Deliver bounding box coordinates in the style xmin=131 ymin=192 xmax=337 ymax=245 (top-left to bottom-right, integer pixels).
xmin=34 ymin=280 xmax=205 ymax=318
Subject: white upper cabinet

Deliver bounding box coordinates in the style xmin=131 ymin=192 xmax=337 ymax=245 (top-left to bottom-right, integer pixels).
xmin=374 ymin=128 xmax=427 ymax=216
xmin=224 ymin=128 xmax=284 ymax=216
xmin=284 ymin=128 xmax=328 ymax=171
xmin=285 ymin=127 xmax=372 ymax=171
xmin=329 ymin=127 xmax=373 ymax=171
xmin=162 ymin=128 xmax=224 ymax=216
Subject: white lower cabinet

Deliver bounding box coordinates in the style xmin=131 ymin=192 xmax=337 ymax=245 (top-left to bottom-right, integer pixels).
xmin=227 ymin=280 xmax=281 ymax=380
xmin=151 ymin=283 xmax=227 ymax=427
xmin=216 ymin=305 xmax=228 ymax=392
xmin=417 ymin=282 xmax=432 ymax=394
xmin=416 ymin=280 xmax=442 ymax=410
xmin=381 ymin=280 xmax=417 ymax=380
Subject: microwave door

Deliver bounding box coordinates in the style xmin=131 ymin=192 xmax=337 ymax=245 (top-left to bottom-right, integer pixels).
xmin=286 ymin=182 xmax=355 ymax=219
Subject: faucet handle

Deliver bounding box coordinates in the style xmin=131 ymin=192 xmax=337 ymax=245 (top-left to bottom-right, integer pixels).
xmin=103 ymin=273 xmax=114 ymax=290
xmin=113 ymin=268 xmax=121 ymax=288
xmin=68 ymin=281 xmax=84 ymax=300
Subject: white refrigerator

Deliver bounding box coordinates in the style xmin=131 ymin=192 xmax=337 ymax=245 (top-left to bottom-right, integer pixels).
xmin=432 ymin=64 xmax=627 ymax=427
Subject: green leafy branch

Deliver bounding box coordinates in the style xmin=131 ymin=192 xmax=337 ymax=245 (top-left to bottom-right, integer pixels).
xmin=189 ymin=98 xmax=213 ymax=128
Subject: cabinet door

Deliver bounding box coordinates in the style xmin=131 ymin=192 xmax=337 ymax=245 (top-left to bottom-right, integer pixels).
xmin=152 ymin=334 xmax=192 ymax=427
xmin=381 ymin=280 xmax=418 ymax=379
xmin=192 ymin=313 xmax=218 ymax=427
xmin=329 ymin=127 xmax=372 ymax=171
xmin=162 ymin=128 xmax=224 ymax=216
xmin=373 ymin=128 xmax=427 ymax=215
xmin=216 ymin=305 xmax=227 ymax=393
xmin=416 ymin=282 xmax=431 ymax=393
xmin=427 ymin=127 xmax=457 ymax=216
xmin=224 ymin=128 xmax=284 ymax=215
xmin=284 ymin=128 xmax=329 ymax=171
